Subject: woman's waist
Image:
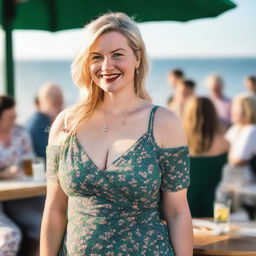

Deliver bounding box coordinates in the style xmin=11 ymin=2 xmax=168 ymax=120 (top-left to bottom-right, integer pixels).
xmin=67 ymin=196 xmax=159 ymax=218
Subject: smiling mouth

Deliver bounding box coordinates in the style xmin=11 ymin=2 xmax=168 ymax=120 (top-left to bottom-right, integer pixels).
xmin=100 ymin=73 xmax=121 ymax=83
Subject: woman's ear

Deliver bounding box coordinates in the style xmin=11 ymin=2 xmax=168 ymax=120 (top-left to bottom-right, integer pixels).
xmin=135 ymin=50 xmax=141 ymax=69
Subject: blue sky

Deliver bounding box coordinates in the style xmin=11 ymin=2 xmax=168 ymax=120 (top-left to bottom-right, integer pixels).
xmin=0 ymin=0 xmax=255 ymax=59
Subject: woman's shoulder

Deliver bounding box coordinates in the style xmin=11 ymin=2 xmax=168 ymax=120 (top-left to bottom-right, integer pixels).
xmin=154 ymin=106 xmax=187 ymax=148
xmin=13 ymin=124 xmax=30 ymax=138
xmin=246 ymin=124 xmax=256 ymax=132
xmin=48 ymin=108 xmax=71 ymax=146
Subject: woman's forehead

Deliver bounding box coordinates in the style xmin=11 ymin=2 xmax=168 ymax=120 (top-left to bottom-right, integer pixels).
xmin=90 ymin=31 xmax=131 ymax=53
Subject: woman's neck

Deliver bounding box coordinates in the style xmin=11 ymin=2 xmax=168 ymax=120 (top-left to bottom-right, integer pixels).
xmin=99 ymin=90 xmax=143 ymax=114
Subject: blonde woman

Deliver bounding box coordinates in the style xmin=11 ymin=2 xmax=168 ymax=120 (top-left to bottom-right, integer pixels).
xmin=40 ymin=13 xmax=192 ymax=256
xmin=216 ymin=94 xmax=256 ymax=210
xmin=183 ymin=97 xmax=229 ymax=157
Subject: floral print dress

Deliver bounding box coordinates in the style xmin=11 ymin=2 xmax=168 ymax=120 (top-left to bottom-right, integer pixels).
xmin=46 ymin=106 xmax=190 ymax=256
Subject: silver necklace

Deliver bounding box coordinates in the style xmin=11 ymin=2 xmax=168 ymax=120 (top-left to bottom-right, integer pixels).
xmin=102 ymin=111 xmax=129 ymax=132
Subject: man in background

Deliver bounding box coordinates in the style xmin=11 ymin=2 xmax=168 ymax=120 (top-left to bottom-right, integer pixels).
xmin=26 ymin=82 xmax=64 ymax=159
xmin=244 ymin=76 xmax=256 ymax=99
xmin=168 ymin=79 xmax=196 ymax=118
xmin=205 ymin=74 xmax=231 ymax=127
xmin=167 ymin=69 xmax=184 ymax=108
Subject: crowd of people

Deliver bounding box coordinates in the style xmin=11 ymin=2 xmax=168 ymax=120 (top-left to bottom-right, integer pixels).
xmin=0 ymin=83 xmax=64 ymax=256
xmin=168 ymin=68 xmax=256 ymax=216
xmin=0 ymin=11 xmax=255 ymax=256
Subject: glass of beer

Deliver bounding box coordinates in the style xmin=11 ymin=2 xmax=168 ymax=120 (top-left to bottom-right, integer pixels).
xmin=214 ymin=199 xmax=231 ymax=233
xmin=23 ymin=159 xmax=33 ymax=177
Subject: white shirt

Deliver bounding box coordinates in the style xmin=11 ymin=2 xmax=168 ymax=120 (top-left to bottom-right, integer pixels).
xmin=226 ymin=124 xmax=256 ymax=160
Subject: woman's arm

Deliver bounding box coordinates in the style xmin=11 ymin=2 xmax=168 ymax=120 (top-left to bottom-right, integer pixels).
xmin=40 ymin=109 xmax=69 ymax=256
xmin=155 ymin=107 xmax=193 ymax=256
xmin=40 ymin=182 xmax=68 ymax=256
xmin=0 ymin=165 xmax=22 ymax=179
xmin=162 ymin=190 xmax=193 ymax=256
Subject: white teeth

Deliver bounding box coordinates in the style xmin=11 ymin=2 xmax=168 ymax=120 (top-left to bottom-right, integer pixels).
xmin=101 ymin=74 xmax=120 ymax=79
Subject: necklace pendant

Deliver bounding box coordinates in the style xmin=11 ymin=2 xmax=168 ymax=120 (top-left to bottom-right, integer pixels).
xmin=102 ymin=125 xmax=108 ymax=132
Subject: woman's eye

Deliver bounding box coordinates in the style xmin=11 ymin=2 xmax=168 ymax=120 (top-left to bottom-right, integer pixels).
xmin=91 ymin=55 xmax=102 ymax=61
xmin=113 ymin=53 xmax=123 ymax=58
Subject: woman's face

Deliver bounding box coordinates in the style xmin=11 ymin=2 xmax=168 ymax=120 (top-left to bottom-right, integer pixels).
xmin=0 ymin=107 xmax=16 ymax=131
xmin=89 ymin=31 xmax=139 ymax=94
xmin=231 ymin=100 xmax=243 ymax=124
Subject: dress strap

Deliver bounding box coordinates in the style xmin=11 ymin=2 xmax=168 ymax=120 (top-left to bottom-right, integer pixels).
xmin=147 ymin=105 xmax=159 ymax=132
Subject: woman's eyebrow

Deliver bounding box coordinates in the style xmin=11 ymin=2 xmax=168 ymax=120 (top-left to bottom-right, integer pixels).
xmin=111 ymin=48 xmax=126 ymax=53
xmin=90 ymin=48 xmax=126 ymax=56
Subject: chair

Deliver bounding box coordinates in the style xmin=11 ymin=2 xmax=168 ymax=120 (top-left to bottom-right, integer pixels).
xmin=188 ymin=153 xmax=228 ymax=217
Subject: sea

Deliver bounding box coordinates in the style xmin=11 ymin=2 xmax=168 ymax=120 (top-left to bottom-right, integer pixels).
xmin=1 ymin=57 xmax=256 ymax=124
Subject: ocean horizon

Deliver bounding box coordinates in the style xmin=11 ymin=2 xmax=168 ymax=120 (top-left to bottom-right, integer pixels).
xmin=1 ymin=57 xmax=256 ymax=123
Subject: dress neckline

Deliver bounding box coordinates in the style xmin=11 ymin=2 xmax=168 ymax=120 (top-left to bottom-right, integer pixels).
xmin=73 ymin=131 xmax=150 ymax=172
xmin=73 ymin=105 xmax=159 ymax=172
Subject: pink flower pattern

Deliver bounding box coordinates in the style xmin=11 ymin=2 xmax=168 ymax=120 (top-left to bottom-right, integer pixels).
xmin=46 ymin=106 xmax=190 ymax=256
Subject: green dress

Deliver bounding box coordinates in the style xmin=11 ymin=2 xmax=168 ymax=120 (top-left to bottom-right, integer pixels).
xmin=46 ymin=106 xmax=190 ymax=256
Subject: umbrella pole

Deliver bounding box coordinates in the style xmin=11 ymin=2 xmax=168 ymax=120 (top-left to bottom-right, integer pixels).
xmin=3 ymin=0 xmax=15 ymax=97
xmin=4 ymin=24 xmax=14 ymax=97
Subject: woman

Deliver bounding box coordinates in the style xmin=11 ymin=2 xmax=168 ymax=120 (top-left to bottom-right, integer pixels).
xmin=216 ymin=94 xmax=256 ymax=210
xmin=40 ymin=12 xmax=192 ymax=256
xmin=0 ymin=96 xmax=22 ymax=256
xmin=0 ymin=95 xmax=43 ymax=256
xmin=183 ymin=96 xmax=229 ymax=157
xmin=182 ymin=97 xmax=229 ymax=217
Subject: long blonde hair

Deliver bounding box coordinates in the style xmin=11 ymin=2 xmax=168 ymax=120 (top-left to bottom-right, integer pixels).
xmin=68 ymin=12 xmax=150 ymax=133
xmin=233 ymin=94 xmax=256 ymax=125
xmin=183 ymin=97 xmax=219 ymax=155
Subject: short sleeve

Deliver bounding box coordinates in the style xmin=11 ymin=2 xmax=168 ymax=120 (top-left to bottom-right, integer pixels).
xmin=46 ymin=145 xmax=61 ymax=183
xmin=158 ymin=146 xmax=190 ymax=192
xmin=232 ymin=126 xmax=256 ymax=160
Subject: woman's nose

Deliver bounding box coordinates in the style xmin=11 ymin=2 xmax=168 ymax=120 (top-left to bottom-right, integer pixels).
xmin=101 ymin=57 xmax=114 ymax=71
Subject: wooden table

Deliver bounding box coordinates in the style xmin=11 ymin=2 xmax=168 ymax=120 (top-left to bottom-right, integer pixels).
xmin=193 ymin=221 xmax=256 ymax=255
xmin=0 ymin=177 xmax=46 ymax=201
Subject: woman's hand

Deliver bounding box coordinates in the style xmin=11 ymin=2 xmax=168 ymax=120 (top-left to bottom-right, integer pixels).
xmin=0 ymin=165 xmax=23 ymax=179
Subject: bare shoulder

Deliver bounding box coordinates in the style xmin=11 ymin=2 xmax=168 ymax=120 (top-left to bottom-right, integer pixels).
xmin=154 ymin=106 xmax=187 ymax=148
xmin=48 ymin=108 xmax=71 ymax=145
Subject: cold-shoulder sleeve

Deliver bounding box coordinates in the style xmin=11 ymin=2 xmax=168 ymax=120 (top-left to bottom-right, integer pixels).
xmin=158 ymin=146 xmax=190 ymax=192
xmin=46 ymin=145 xmax=62 ymax=183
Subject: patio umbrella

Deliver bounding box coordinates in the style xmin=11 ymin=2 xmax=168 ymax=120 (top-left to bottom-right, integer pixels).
xmin=1 ymin=0 xmax=236 ymax=96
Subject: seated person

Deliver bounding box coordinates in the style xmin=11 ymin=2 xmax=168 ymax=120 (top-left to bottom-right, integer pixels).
xmin=0 ymin=95 xmax=43 ymax=256
xmin=216 ymin=94 xmax=256 ymax=211
xmin=0 ymin=96 xmax=23 ymax=255
xmin=26 ymin=82 xmax=64 ymax=159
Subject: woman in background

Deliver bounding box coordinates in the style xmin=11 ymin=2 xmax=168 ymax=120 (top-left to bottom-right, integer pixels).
xmin=0 ymin=95 xmax=22 ymax=256
xmin=182 ymin=96 xmax=229 ymax=217
xmin=183 ymin=96 xmax=229 ymax=157
xmin=0 ymin=95 xmax=43 ymax=256
xmin=216 ymin=94 xmax=256 ymax=211
xmin=40 ymin=12 xmax=192 ymax=256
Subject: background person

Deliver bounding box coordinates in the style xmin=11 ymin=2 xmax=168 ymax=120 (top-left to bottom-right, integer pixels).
xmin=183 ymin=96 xmax=229 ymax=157
xmin=168 ymin=79 xmax=196 ymax=118
xmin=0 ymin=95 xmax=43 ymax=256
xmin=26 ymin=82 xmax=64 ymax=159
xmin=0 ymin=95 xmax=22 ymax=256
xmin=244 ymin=76 xmax=256 ymax=99
xmin=40 ymin=12 xmax=192 ymax=256
xmin=182 ymin=97 xmax=229 ymax=217
xmin=167 ymin=69 xmax=184 ymax=107
xmin=216 ymin=94 xmax=256 ymax=212
xmin=205 ymin=74 xmax=231 ymax=128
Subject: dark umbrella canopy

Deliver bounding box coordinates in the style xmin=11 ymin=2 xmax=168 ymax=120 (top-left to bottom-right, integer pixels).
xmin=11 ymin=0 xmax=236 ymax=31
xmin=1 ymin=0 xmax=236 ymax=96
